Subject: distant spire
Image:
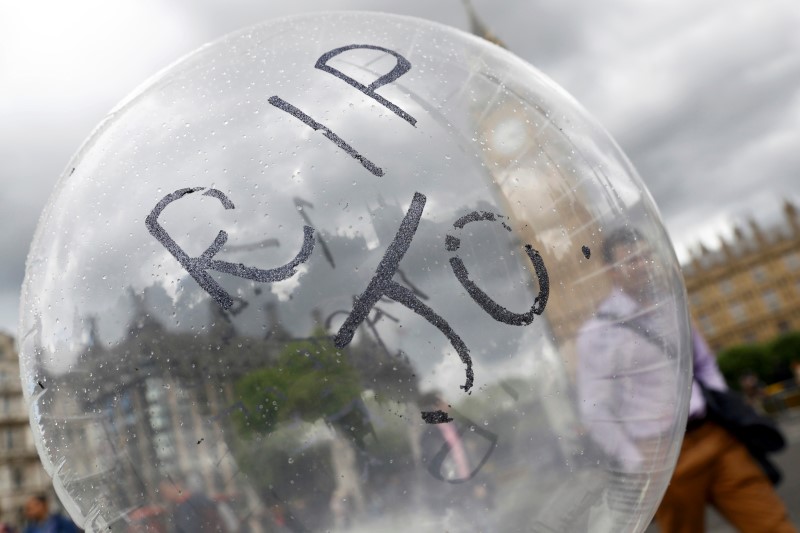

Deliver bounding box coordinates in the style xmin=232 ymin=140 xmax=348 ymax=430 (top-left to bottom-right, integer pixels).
xmin=311 ymin=308 xmax=324 ymax=329
xmin=85 ymin=315 xmax=99 ymax=347
xmin=748 ymin=218 xmax=766 ymax=245
xmin=719 ymin=234 xmax=734 ymax=259
xmin=688 ymin=246 xmax=700 ymax=269
xmin=461 ymin=0 xmax=507 ymax=48
xmin=784 ymin=198 xmax=799 ymax=235
xmin=264 ymin=301 xmax=291 ymax=342
xmin=784 ymin=198 xmax=797 ymax=217
xmin=126 ymin=287 xmax=163 ymax=337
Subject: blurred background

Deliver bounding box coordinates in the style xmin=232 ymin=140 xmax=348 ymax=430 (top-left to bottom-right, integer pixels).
xmin=1 ymin=0 xmax=799 ymax=530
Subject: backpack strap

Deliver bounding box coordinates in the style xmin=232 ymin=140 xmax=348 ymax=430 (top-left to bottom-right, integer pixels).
xmin=594 ymin=311 xmax=676 ymax=360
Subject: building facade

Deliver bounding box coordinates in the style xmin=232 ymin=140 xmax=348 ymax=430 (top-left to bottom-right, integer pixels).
xmin=0 ymin=332 xmax=52 ymax=526
xmin=683 ymin=200 xmax=800 ymax=352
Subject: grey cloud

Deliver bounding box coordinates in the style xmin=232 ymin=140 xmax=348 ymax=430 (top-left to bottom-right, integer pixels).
xmin=479 ymin=1 xmax=601 ymax=69
xmin=4 ymin=0 xmax=800 ymax=335
xmin=621 ymin=43 xmax=800 ymax=220
xmin=0 ymin=133 xmax=78 ymax=291
xmin=539 ymin=2 xmax=800 ymax=249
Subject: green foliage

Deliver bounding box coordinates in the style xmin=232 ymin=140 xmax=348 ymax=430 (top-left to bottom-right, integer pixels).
xmin=717 ymin=330 xmax=800 ymax=387
xmin=717 ymin=344 xmax=769 ymax=387
xmin=235 ymin=327 xmax=362 ymax=436
xmin=229 ymin=324 xmax=422 ymax=497
xmin=768 ymin=331 xmax=800 ymax=373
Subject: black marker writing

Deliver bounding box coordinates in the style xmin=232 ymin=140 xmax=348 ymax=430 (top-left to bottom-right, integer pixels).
xmin=447 ymin=211 xmax=549 ymax=325
xmin=315 ymin=44 xmax=417 ymax=126
xmin=326 ymin=298 xmax=400 ymax=357
xmin=294 ymin=196 xmax=336 ymax=268
xmin=582 ymin=245 xmax=591 ymax=259
xmin=422 ymin=410 xmax=452 ymax=424
xmin=145 ymin=187 xmax=315 ymax=309
xmin=227 ymin=297 xmax=249 ymax=317
xmin=146 ymin=43 xmax=559 ymax=428
xmin=332 ymin=193 xmax=474 ymax=421
xmin=268 ymin=96 xmax=384 ymax=177
xmin=362 ymin=305 xmax=399 ymax=356
xmin=397 ymin=268 xmax=429 ymax=300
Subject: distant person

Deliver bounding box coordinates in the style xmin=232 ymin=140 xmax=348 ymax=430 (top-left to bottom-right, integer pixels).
xmin=329 ymin=430 xmax=366 ymax=530
xmin=739 ymin=372 xmax=766 ymax=413
xmin=0 ymin=503 xmax=16 ymax=533
xmin=416 ymin=392 xmax=497 ymax=530
xmin=158 ymin=478 xmax=226 ymax=533
xmin=578 ymin=227 xmax=795 ymax=532
xmin=418 ymin=393 xmax=472 ymax=485
xmin=575 ymin=228 xmax=682 ymax=530
xmin=23 ymin=494 xmax=78 ymax=533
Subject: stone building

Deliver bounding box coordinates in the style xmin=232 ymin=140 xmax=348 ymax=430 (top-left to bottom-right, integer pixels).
xmin=23 ymin=290 xmax=420 ymax=531
xmin=0 ymin=332 xmax=52 ymax=526
xmin=683 ymin=200 xmax=800 ymax=351
xmin=29 ymin=302 xmax=274 ymax=531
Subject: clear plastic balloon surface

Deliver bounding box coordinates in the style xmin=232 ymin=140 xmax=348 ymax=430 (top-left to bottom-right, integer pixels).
xmin=19 ymin=12 xmax=692 ymax=533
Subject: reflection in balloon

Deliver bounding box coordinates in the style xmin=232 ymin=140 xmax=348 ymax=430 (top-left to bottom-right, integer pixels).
xmin=19 ymin=12 xmax=691 ymax=532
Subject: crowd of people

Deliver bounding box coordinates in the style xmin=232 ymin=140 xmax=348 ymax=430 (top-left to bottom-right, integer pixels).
xmin=0 ymin=495 xmax=78 ymax=533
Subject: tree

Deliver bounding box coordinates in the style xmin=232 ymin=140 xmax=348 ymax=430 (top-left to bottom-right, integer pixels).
xmin=766 ymin=331 xmax=800 ymax=382
xmin=717 ymin=343 xmax=769 ymax=388
xmin=717 ymin=331 xmax=800 ymax=387
xmin=235 ymin=327 xmax=364 ymax=437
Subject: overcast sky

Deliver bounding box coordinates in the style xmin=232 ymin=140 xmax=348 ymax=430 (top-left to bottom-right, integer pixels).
xmin=1 ymin=0 xmax=799 ymax=336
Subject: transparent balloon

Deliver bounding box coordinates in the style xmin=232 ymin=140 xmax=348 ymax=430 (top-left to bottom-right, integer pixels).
xmin=19 ymin=12 xmax=692 ymax=532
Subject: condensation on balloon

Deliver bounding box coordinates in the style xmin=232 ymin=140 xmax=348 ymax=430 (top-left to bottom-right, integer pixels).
xmin=18 ymin=12 xmax=692 ymax=533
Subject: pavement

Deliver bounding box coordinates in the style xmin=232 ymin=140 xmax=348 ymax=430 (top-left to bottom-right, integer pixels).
xmin=647 ymin=408 xmax=800 ymax=532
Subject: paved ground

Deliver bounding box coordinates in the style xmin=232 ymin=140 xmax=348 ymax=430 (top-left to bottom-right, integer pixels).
xmin=647 ymin=408 xmax=800 ymax=532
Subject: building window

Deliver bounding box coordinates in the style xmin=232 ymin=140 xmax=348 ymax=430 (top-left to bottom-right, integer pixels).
xmin=779 ymin=320 xmax=791 ymax=333
xmin=719 ymin=279 xmax=734 ymax=295
xmin=12 ymin=467 xmax=23 ymax=489
xmin=751 ymin=266 xmax=768 ymax=283
xmin=699 ymin=316 xmax=716 ymax=335
xmin=763 ymin=290 xmax=781 ymax=312
xmin=729 ymin=302 xmax=747 ymax=323
xmin=785 ymin=252 xmax=800 ymax=271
